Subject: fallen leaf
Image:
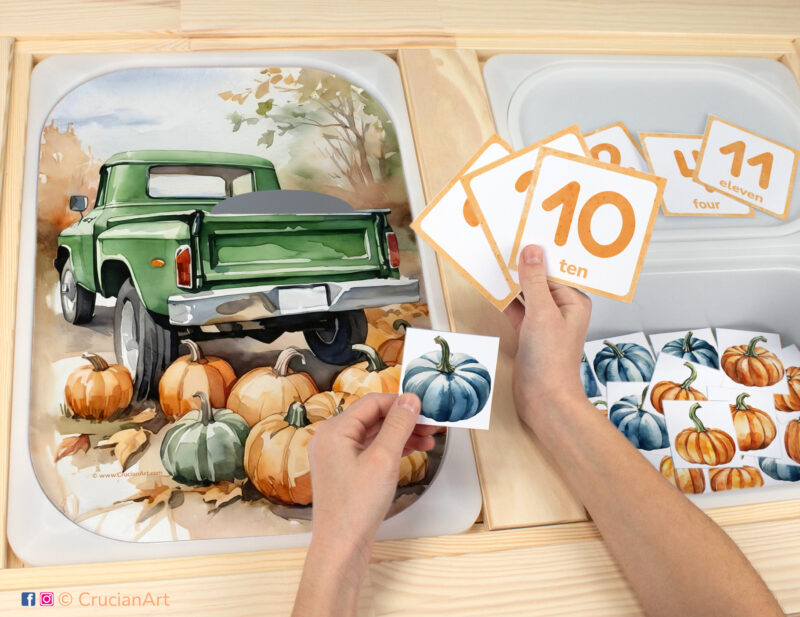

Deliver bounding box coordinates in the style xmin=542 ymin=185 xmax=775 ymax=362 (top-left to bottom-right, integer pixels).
xmin=116 ymin=484 xmax=179 ymax=523
xmin=97 ymin=428 xmax=149 ymax=471
xmin=126 ymin=408 xmax=156 ymax=424
xmin=193 ymin=481 xmax=243 ymax=513
xmin=55 ymin=434 xmax=90 ymax=461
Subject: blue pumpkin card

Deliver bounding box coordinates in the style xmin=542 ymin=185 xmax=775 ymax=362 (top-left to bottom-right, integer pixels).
xmin=398 ymin=327 xmax=499 ymax=430
xmin=606 ymin=381 xmax=670 ymax=454
xmin=648 ymin=328 xmax=720 ymax=369
xmin=584 ymin=332 xmax=655 ymax=387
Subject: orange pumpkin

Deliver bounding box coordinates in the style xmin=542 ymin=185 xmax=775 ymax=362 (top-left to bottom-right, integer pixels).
xmin=377 ymin=319 xmax=409 ymax=366
xmin=659 ymin=456 xmax=705 ymax=494
xmin=158 ymin=340 xmax=237 ymax=421
xmin=398 ymin=450 xmax=428 ymax=487
xmin=303 ymin=391 xmax=359 ymax=423
xmin=244 ymin=401 xmax=319 ymax=505
xmin=721 ymin=335 xmax=784 ymax=387
xmin=674 ymin=403 xmax=736 ymax=466
xmin=774 ymin=366 xmax=800 ymax=412
xmin=709 ymin=466 xmax=764 ymax=491
xmin=64 ymin=352 xmax=133 ymax=420
xmin=785 ymin=417 xmax=800 ymax=464
xmin=650 ymin=362 xmax=706 ymax=414
xmin=365 ymin=304 xmax=428 ymax=351
xmin=332 ymin=344 xmax=401 ymax=396
xmin=227 ymin=348 xmax=319 ymax=427
xmin=729 ymin=392 xmax=776 ymax=451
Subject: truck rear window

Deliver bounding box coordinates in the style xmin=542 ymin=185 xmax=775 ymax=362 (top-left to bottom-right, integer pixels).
xmin=147 ymin=165 xmax=254 ymax=199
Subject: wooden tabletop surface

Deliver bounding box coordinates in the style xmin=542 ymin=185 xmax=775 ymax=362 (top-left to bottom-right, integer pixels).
xmin=2 ymin=2 xmax=800 ymax=616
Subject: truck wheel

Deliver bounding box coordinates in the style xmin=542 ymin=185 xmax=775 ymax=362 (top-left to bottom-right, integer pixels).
xmin=60 ymin=257 xmax=95 ymax=324
xmin=303 ymin=309 xmax=368 ymax=365
xmin=114 ymin=279 xmax=178 ymax=401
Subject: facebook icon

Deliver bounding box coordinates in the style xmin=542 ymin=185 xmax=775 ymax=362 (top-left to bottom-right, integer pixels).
xmin=21 ymin=592 xmax=36 ymax=606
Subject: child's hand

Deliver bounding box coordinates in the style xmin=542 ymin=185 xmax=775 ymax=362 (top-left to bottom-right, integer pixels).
xmin=307 ymin=392 xmax=437 ymax=570
xmin=504 ymin=244 xmax=592 ymax=432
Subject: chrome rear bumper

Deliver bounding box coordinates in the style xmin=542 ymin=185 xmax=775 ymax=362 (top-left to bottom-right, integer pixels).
xmin=167 ymin=277 xmax=419 ymax=326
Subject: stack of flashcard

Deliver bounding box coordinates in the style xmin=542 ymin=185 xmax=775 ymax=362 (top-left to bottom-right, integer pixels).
xmin=583 ymin=328 xmax=800 ymax=495
xmin=412 ymin=118 xmax=798 ymax=308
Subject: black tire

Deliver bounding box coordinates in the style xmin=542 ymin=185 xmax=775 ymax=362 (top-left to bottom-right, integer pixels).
xmin=59 ymin=257 xmax=95 ymax=324
xmin=303 ymin=309 xmax=368 ymax=365
xmin=113 ymin=279 xmax=178 ymax=401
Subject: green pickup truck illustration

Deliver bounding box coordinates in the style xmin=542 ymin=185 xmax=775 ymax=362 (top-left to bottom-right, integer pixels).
xmin=55 ymin=150 xmax=419 ymax=400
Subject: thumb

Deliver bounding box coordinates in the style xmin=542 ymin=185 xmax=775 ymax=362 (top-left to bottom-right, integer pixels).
xmin=369 ymin=393 xmax=421 ymax=461
xmin=518 ymin=244 xmax=554 ymax=315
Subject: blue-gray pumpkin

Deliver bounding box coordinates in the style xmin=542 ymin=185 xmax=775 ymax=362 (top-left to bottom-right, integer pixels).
xmin=609 ymin=386 xmax=668 ymax=450
xmin=758 ymin=457 xmax=800 ymax=482
xmin=581 ymin=352 xmax=602 ymax=397
xmin=160 ymin=391 xmax=250 ymax=486
xmin=660 ymin=331 xmax=720 ymax=369
xmin=594 ymin=340 xmax=655 ymax=385
xmin=402 ymin=336 xmax=491 ymax=422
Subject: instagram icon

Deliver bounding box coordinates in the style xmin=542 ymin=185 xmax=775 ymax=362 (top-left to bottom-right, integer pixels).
xmin=40 ymin=592 xmax=55 ymax=606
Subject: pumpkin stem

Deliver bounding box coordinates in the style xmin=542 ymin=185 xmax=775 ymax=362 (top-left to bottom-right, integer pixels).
xmin=638 ymin=385 xmax=649 ymax=410
xmin=285 ymin=401 xmax=310 ymax=428
xmin=81 ymin=352 xmax=109 ymax=372
xmin=182 ymin=339 xmax=205 ymax=363
xmin=593 ymin=400 xmax=607 ymax=408
xmin=682 ymin=331 xmax=694 ymax=353
xmin=352 ymin=344 xmax=388 ymax=372
xmin=734 ymin=392 xmax=751 ymax=410
xmin=679 ymin=362 xmax=699 ymax=390
xmin=334 ymin=397 xmax=346 ymax=415
xmin=193 ymin=391 xmax=214 ymax=426
xmin=581 ymin=352 xmax=588 ymax=363
xmin=274 ymin=347 xmax=305 ymax=377
xmin=392 ymin=319 xmax=410 ymax=333
xmin=434 ymin=336 xmax=455 ymax=373
xmin=688 ymin=402 xmax=707 ymax=433
xmin=745 ymin=336 xmax=767 ymax=357
xmin=603 ymin=340 xmax=625 ymax=359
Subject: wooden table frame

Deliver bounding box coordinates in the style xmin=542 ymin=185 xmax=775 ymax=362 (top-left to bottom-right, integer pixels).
xmin=2 ymin=29 xmax=800 ymax=616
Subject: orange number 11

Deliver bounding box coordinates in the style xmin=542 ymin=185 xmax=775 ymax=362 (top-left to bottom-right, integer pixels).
xmin=542 ymin=182 xmax=635 ymax=259
xmin=719 ymin=140 xmax=773 ymax=189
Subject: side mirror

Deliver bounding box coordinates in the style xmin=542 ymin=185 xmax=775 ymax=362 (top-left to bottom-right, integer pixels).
xmin=69 ymin=195 xmax=88 ymax=213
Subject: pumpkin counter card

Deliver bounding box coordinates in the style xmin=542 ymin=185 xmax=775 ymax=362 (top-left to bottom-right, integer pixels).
xmin=28 ymin=66 xmax=442 ymax=542
xmin=398 ymin=328 xmax=500 ymax=430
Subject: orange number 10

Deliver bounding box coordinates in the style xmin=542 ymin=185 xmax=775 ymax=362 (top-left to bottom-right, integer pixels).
xmin=542 ymin=182 xmax=636 ymax=259
xmin=719 ymin=140 xmax=773 ymax=189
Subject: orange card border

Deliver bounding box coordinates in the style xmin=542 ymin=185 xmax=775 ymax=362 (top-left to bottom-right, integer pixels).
xmin=638 ymin=131 xmax=755 ymax=218
xmin=409 ymin=134 xmax=521 ymax=311
xmin=584 ymin=121 xmax=646 ymax=159
xmin=459 ymin=124 xmax=590 ymax=278
xmin=507 ymin=147 xmax=666 ymax=304
xmin=692 ymin=115 xmax=799 ymax=221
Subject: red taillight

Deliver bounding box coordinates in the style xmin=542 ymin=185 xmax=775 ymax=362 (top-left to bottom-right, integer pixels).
xmin=175 ymin=245 xmax=192 ymax=288
xmin=386 ymin=232 xmax=400 ymax=268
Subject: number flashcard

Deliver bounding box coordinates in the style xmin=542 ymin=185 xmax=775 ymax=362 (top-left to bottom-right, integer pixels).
xmin=640 ymin=133 xmax=754 ymax=217
xmin=694 ymin=115 xmax=799 ymax=220
xmin=410 ymin=135 xmax=520 ymax=310
xmin=663 ymin=399 xmax=742 ymax=470
xmin=510 ymin=149 xmax=666 ymax=302
xmin=584 ymin=122 xmax=649 ymax=173
xmin=461 ymin=125 xmax=590 ymax=281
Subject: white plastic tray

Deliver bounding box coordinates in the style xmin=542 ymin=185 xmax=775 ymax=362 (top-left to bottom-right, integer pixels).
xmin=9 ymin=51 xmax=481 ymax=566
xmin=484 ymin=54 xmax=800 ymax=510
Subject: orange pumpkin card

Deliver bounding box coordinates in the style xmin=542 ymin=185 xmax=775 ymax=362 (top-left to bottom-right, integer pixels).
xmin=662 ymin=399 xmax=742 ymax=470
xmin=584 ymin=122 xmax=649 ymax=173
xmin=715 ymin=329 xmax=789 ymax=396
xmin=706 ymin=386 xmax=783 ymax=461
xmin=775 ymin=345 xmax=800 ymax=416
xmin=641 ymin=353 xmax=722 ymax=417
xmin=410 ymin=135 xmax=520 ymax=310
xmin=694 ymin=115 xmax=799 ymax=220
xmin=509 ymin=148 xmax=665 ymax=303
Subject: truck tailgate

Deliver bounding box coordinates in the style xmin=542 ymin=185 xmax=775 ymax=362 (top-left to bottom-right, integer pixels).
xmin=198 ymin=212 xmax=389 ymax=283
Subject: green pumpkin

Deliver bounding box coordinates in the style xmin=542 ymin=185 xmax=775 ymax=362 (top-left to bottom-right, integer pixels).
xmin=160 ymin=391 xmax=250 ymax=486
